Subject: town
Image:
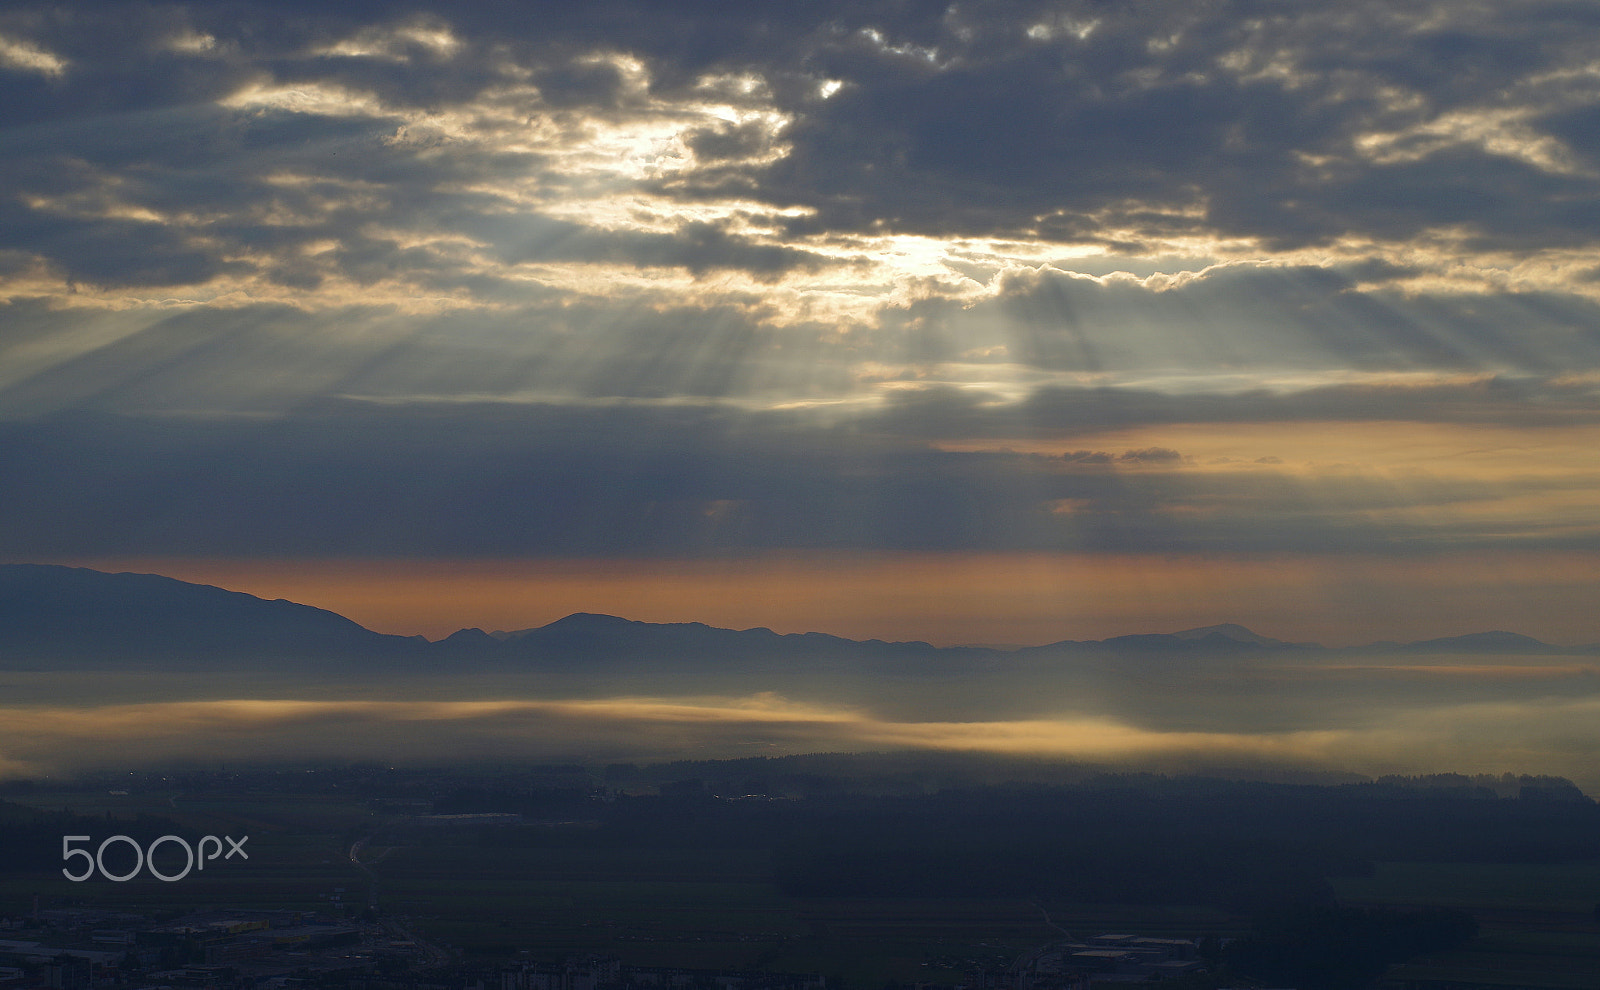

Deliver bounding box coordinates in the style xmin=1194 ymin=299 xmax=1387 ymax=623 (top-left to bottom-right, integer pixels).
xmin=0 ymin=904 xmax=1224 ymax=990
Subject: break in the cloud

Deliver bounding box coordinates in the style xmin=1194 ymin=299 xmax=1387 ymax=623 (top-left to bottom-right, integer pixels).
xmin=3 ymin=0 xmax=1600 ymax=650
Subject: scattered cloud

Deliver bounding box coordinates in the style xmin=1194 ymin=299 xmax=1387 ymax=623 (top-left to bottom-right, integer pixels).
xmin=1119 ymin=447 xmax=1184 ymax=463
xmin=0 ymin=33 xmax=67 ymax=77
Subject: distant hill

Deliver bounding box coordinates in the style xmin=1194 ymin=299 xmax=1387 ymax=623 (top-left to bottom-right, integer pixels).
xmin=456 ymin=611 xmax=986 ymax=675
xmin=1396 ymin=631 xmax=1559 ymax=654
xmin=0 ymin=563 xmax=425 ymax=668
xmin=0 ymin=564 xmax=1588 ymax=674
xmin=1169 ymin=623 xmax=1296 ymax=647
xmin=1020 ymin=621 xmax=1308 ymax=657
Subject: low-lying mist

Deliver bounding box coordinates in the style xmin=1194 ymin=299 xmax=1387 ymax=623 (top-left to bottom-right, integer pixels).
xmin=3 ymin=646 xmax=1598 ymax=791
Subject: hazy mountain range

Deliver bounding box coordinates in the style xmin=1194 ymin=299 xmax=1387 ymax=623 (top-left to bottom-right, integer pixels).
xmin=0 ymin=563 xmax=1586 ymax=672
xmin=4 ymin=564 xmax=1600 ymax=789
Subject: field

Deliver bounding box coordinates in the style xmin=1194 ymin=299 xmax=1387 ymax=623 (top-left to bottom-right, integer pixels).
xmin=1337 ymin=860 xmax=1600 ymax=915
xmin=9 ymin=774 xmax=1600 ymax=988
xmin=2 ymin=786 xmax=1237 ymax=986
xmin=366 ymin=840 xmax=1241 ymax=985
xmin=1337 ymin=861 xmax=1600 ymax=988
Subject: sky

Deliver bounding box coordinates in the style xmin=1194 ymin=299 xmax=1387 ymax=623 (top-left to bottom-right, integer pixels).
xmin=9 ymin=1 xmax=1600 ymax=790
xmin=5 ymin=0 xmax=1600 ymax=782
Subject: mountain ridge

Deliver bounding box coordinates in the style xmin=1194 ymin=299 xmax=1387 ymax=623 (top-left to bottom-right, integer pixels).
xmin=0 ymin=564 xmax=1588 ymax=671
xmin=0 ymin=563 xmax=427 ymax=668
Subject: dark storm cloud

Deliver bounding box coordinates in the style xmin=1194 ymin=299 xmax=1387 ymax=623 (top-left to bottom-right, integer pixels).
xmin=1 ymin=400 xmax=1592 ymax=561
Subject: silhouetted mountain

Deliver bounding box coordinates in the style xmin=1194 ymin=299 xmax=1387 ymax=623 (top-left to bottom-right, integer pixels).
xmin=1396 ymin=631 xmax=1559 ymax=654
xmin=1019 ymin=622 xmax=1297 ymax=657
xmin=1102 ymin=631 xmax=1271 ymax=653
xmin=485 ymin=611 xmax=978 ymax=674
xmin=0 ymin=563 xmax=425 ymax=668
xmin=0 ymin=565 xmax=1589 ymax=676
xmin=1170 ymin=623 xmax=1296 ymax=647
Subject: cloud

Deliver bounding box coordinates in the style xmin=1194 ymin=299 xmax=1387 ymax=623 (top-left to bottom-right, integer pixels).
xmin=1 ymin=3 xmax=1598 ymax=595
xmin=0 ymin=5 xmax=850 ymax=296
xmin=1119 ymin=447 xmax=1183 ymax=463
xmin=852 ymin=375 xmax=1600 ymax=447
xmin=483 ymin=215 xmax=838 ymax=279
xmin=640 ymin=0 xmax=1600 ymax=263
xmin=1062 ymin=450 xmax=1114 ymax=464
xmin=3 ymin=396 xmax=1599 ymax=560
xmin=6 ymin=2 xmax=1600 ymax=304
xmin=872 ymin=262 xmax=1600 ymax=376
xmin=6 ymin=2 xmax=1600 ymax=398
xmin=7 ymin=683 xmax=1600 ymax=790
xmin=0 ymin=32 xmax=67 ymax=77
